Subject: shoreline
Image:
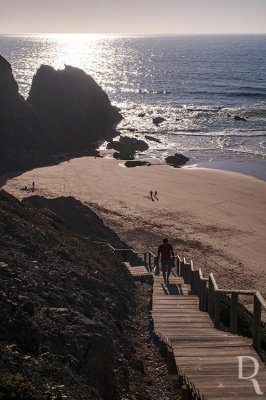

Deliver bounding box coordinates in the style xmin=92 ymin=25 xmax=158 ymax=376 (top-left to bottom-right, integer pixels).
xmin=2 ymin=156 xmax=266 ymax=315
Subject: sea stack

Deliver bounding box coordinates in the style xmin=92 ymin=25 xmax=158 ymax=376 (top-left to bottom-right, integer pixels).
xmin=0 ymin=56 xmax=122 ymax=172
xmin=27 ymin=64 xmax=122 ymax=143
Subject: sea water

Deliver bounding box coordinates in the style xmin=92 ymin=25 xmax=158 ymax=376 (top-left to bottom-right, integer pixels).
xmin=0 ymin=34 xmax=265 ymax=179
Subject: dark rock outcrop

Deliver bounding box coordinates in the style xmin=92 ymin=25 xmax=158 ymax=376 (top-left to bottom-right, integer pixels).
xmin=165 ymin=153 xmax=189 ymax=168
xmin=27 ymin=64 xmax=122 ymax=143
xmin=153 ymin=116 xmax=166 ymax=126
xmin=124 ymin=160 xmax=151 ymax=168
xmin=0 ymin=56 xmax=122 ymax=172
xmin=107 ymin=136 xmax=148 ymax=160
xmin=0 ymin=190 xmax=135 ymax=399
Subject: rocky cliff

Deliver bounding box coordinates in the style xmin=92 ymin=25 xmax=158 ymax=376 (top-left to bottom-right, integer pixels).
xmin=0 ymin=190 xmax=135 ymax=399
xmin=0 ymin=56 xmax=122 ymax=172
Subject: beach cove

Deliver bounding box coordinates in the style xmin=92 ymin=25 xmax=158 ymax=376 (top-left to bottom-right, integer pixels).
xmin=2 ymin=157 xmax=266 ymax=314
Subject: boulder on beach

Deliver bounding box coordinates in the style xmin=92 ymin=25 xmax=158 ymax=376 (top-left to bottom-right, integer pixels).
xmin=165 ymin=153 xmax=189 ymax=168
xmin=138 ymin=113 xmax=145 ymax=117
xmin=113 ymin=151 xmax=135 ymax=160
xmin=124 ymin=160 xmax=151 ymax=168
xmin=153 ymin=116 xmax=166 ymax=126
xmin=107 ymin=136 xmax=149 ymax=159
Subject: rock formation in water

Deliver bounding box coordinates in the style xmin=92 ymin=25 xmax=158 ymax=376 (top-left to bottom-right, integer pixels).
xmin=107 ymin=136 xmax=149 ymax=160
xmin=153 ymin=116 xmax=166 ymax=126
xmin=0 ymin=56 xmax=122 ymax=172
xmin=165 ymin=153 xmax=189 ymax=168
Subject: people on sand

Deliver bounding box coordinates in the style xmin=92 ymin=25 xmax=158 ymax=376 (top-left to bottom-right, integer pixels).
xmin=32 ymin=181 xmax=35 ymax=192
xmin=150 ymin=190 xmax=159 ymax=201
xmin=157 ymin=238 xmax=174 ymax=284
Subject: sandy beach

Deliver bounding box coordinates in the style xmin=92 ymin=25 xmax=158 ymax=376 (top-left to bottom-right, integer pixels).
xmin=2 ymin=157 xmax=266 ymax=313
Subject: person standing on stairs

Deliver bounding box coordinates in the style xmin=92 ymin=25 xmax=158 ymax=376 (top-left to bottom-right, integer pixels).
xmin=157 ymin=238 xmax=174 ymax=284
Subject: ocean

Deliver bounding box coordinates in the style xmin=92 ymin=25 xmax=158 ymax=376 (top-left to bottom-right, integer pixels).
xmin=1 ymin=34 xmax=266 ymax=179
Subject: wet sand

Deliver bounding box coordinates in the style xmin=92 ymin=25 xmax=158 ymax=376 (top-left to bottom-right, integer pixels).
xmin=2 ymin=156 xmax=266 ymax=313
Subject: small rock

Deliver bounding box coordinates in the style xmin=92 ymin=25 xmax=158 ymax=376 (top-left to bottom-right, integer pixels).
xmin=234 ymin=115 xmax=247 ymax=121
xmin=138 ymin=113 xmax=145 ymax=117
xmin=144 ymin=135 xmax=161 ymax=143
xmin=153 ymin=117 xmax=166 ymax=126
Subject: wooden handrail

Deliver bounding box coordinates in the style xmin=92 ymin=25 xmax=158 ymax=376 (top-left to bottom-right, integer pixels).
xmin=94 ymin=241 xmax=266 ymax=354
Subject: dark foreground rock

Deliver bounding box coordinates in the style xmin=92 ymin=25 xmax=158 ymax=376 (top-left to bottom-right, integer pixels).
xmin=0 ymin=55 xmax=122 ymax=172
xmin=0 ymin=190 xmax=133 ymax=399
xmin=124 ymin=160 xmax=151 ymax=168
xmin=153 ymin=117 xmax=166 ymax=126
xmin=165 ymin=153 xmax=189 ymax=168
xmin=107 ymin=136 xmax=149 ymax=160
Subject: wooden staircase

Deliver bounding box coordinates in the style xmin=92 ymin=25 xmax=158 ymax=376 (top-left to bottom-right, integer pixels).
xmin=152 ymin=273 xmax=266 ymax=399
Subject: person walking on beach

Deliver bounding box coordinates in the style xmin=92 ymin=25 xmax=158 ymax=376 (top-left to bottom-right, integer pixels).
xmin=150 ymin=190 xmax=154 ymax=201
xmin=158 ymin=238 xmax=174 ymax=284
xmin=154 ymin=190 xmax=158 ymax=200
xmin=32 ymin=181 xmax=35 ymax=192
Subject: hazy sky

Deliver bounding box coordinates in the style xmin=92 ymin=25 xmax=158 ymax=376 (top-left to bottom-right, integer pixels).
xmin=1 ymin=0 xmax=266 ymax=34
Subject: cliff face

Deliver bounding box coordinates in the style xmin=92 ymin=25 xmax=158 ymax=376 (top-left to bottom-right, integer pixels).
xmin=0 ymin=56 xmax=122 ymax=172
xmin=0 ymin=56 xmax=45 ymax=171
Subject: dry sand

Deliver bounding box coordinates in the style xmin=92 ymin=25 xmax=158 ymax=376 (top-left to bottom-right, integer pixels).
xmin=2 ymin=156 xmax=266 ymax=312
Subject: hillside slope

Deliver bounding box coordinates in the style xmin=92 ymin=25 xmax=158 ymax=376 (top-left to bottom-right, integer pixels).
xmin=0 ymin=190 xmax=135 ymax=399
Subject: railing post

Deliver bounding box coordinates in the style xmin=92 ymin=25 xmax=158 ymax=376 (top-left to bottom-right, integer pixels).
xmin=214 ymin=292 xmax=221 ymax=329
xmin=184 ymin=262 xmax=188 ymax=284
xmin=148 ymin=252 xmax=152 ymax=272
xmin=230 ymin=293 xmax=238 ymax=334
xmin=253 ymin=294 xmax=261 ymax=353
xmin=208 ymin=277 xmax=214 ymax=318
xmin=144 ymin=252 xmax=147 ymax=267
xmin=194 ymin=270 xmax=200 ymax=297
xmin=176 ymin=257 xmax=180 ymax=276
xmin=200 ymin=279 xmax=207 ymax=312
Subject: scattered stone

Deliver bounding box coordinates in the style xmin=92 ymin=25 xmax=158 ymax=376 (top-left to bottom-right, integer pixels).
xmin=153 ymin=117 xmax=166 ymax=126
xmin=138 ymin=113 xmax=145 ymax=117
xmin=165 ymin=153 xmax=189 ymax=168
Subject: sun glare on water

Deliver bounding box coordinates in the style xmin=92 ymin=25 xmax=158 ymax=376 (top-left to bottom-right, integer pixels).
xmin=38 ymin=33 xmax=116 ymax=71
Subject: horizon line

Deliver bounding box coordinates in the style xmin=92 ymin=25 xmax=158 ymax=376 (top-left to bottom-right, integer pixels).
xmin=1 ymin=32 xmax=266 ymax=36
